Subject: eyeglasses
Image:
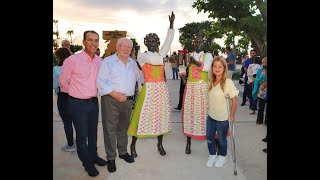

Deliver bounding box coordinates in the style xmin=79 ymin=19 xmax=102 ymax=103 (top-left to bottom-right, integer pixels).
xmin=119 ymin=44 xmax=132 ymax=49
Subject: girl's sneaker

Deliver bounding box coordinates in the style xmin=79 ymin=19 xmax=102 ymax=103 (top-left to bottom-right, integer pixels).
xmin=214 ymin=155 xmax=228 ymax=167
xmin=206 ymin=155 xmax=217 ymax=167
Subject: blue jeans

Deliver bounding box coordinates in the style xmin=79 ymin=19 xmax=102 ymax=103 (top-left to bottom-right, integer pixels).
xmin=172 ymin=68 xmax=178 ymax=79
xmin=206 ymin=116 xmax=229 ymax=156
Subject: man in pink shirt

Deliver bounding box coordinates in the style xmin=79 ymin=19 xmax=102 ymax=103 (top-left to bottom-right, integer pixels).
xmin=59 ymin=30 xmax=107 ymax=177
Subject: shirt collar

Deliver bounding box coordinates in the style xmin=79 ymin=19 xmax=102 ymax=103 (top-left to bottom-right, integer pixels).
xmin=79 ymin=50 xmax=100 ymax=61
xmin=111 ymin=53 xmax=133 ymax=63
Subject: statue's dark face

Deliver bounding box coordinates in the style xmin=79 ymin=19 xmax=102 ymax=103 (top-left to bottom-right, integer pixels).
xmin=144 ymin=33 xmax=160 ymax=53
xmin=192 ymin=35 xmax=204 ymax=53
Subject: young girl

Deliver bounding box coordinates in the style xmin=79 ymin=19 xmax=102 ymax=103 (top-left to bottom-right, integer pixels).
xmin=205 ymin=56 xmax=239 ymax=168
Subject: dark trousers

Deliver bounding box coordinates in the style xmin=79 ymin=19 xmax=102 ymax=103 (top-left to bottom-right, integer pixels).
xmin=68 ymin=96 xmax=99 ymax=168
xmin=177 ymin=79 xmax=186 ymax=109
xmin=101 ymin=95 xmax=132 ymax=160
xmin=257 ymin=97 xmax=267 ymax=124
xmin=248 ymin=82 xmax=257 ymax=110
xmin=57 ymin=92 xmax=74 ymax=146
xmin=242 ymin=77 xmax=248 ymax=103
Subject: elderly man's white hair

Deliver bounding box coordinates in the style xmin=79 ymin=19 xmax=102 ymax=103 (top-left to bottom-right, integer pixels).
xmin=117 ymin=38 xmax=133 ymax=47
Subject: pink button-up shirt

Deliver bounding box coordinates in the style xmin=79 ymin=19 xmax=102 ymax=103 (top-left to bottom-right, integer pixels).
xmin=59 ymin=50 xmax=102 ymax=99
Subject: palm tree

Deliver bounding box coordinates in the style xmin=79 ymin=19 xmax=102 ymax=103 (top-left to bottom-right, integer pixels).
xmin=66 ymin=30 xmax=74 ymax=44
xmin=53 ymin=19 xmax=60 ymax=50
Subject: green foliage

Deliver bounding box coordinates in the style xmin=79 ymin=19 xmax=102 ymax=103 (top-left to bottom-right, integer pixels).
xmin=192 ymin=0 xmax=267 ymax=56
xmin=70 ymin=45 xmax=83 ymax=53
xmin=178 ymin=21 xmax=217 ymax=52
xmin=209 ymin=42 xmax=221 ymax=53
xmin=178 ymin=20 xmax=249 ymax=56
xmin=53 ymin=19 xmax=60 ymax=50
xmin=130 ymin=38 xmax=139 ymax=53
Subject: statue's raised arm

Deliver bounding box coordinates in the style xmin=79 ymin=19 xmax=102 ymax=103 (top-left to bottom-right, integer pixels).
xmin=169 ymin=11 xmax=175 ymax=29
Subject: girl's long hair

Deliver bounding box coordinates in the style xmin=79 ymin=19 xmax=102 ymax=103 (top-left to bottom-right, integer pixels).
xmin=208 ymin=56 xmax=228 ymax=92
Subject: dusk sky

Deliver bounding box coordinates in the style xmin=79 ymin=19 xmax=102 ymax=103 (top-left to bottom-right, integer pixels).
xmin=53 ymin=0 xmax=220 ymax=55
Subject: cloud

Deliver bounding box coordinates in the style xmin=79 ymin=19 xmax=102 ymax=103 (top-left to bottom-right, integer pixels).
xmin=53 ymin=0 xmax=212 ymax=54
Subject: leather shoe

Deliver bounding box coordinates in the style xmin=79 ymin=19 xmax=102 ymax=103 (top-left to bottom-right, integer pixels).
xmin=262 ymin=138 xmax=267 ymax=143
xmin=93 ymin=157 xmax=107 ymax=166
xmin=185 ymin=142 xmax=191 ymax=154
xmin=130 ymin=144 xmax=137 ymax=158
xmin=119 ymin=153 xmax=134 ymax=163
xmin=107 ymin=160 xmax=116 ymax=173
xmin=157 ymin=144 xmax=166 ymax=156
xmin=263 ymin=148 xmax=267 ymax=153
xmin=240 ymin=102 xmax=245 ymax=106
xmin=85 ymin=165 xmax=99 ymax=177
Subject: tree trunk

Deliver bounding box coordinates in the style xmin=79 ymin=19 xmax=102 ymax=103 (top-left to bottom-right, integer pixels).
xmin=247 ymin=33 xmax=267 ymax=57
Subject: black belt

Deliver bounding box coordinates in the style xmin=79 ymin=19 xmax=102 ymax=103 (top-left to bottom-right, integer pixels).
xmin=58 ymin=92 xmax=69 ymax=96
xmin=69 ymin=96 xmax=97 ymax=102
xmin=126 ymin=96 xmax=134 ymax=100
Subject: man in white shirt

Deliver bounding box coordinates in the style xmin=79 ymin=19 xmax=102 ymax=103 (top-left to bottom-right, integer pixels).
xmin=96 ymin=38 xmax=144 ymax=173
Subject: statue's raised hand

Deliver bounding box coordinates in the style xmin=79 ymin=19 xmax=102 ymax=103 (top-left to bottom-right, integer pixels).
xmin=169 ymin=11 xmax=175 ymax=23
xmin=169 ymin=11 xmax=175 ymax=28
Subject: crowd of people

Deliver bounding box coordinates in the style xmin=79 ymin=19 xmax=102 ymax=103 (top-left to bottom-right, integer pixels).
xmin=239 ymin=50 xmax=268 ymax=153
xmin=53 ymin=11 xmax=267 ymax=177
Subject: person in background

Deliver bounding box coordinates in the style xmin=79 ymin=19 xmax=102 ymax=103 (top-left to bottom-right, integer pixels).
xmin=128 ymin=11 xmax=175 ymax=158
xmin=252 ymin=57 xmax=267 ymax=125
xmin=205 ymin=56 xmax=239 ymax=168
xmin=53 ymin=47 xmax=75 ymax=152
xmin=172 ymin=49 xmax=189 ymax=111
xmin=225 ymin=46 xmax=235 ymax=79
xmin=213 ymin=50 xmax=219 ymax=57
xmin=239 ymin=53 xmax=248 ymax=85
xmin=170 ymin=51 xmax=179 ymax=80
xmin=241 ymin=49 xmax=257 ymax=106
xmin=61 ymin=39 xmax=72 ymax=54
xmin=179 ymin=33 xmax=214 ymax=154
xmin=59 ymin=30 xmax=107 ymax=177
xmin=247 ymin=56 xmax=261 ymax=115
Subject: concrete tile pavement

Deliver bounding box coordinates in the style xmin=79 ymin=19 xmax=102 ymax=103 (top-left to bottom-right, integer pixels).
xmin=53 ymin=63 xmax=266 ymax=180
